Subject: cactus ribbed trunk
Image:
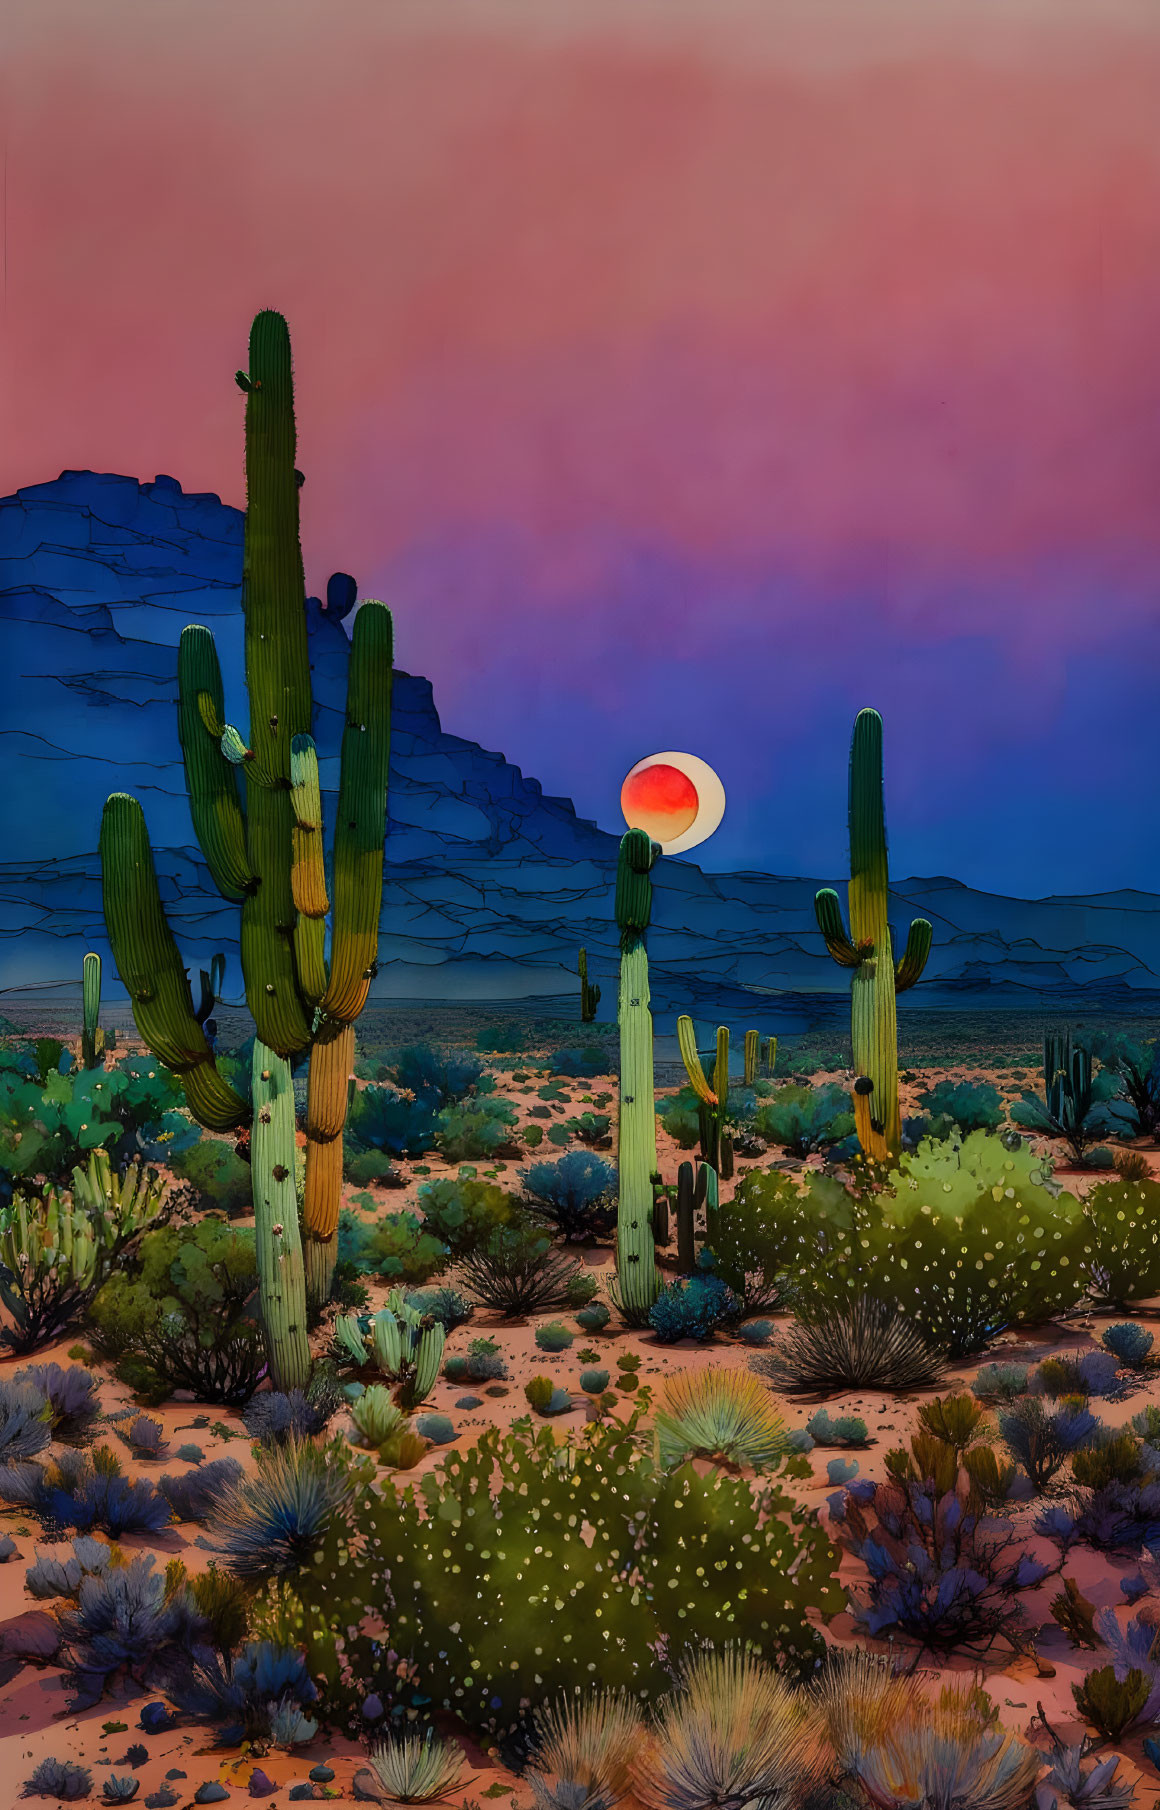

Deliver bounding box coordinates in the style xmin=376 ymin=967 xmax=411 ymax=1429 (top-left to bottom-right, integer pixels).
xmin=251 ymin=1038 xmax=311 ymax=1391
xmin=814 ymin=709 xmax=931 ymax=1163
xmin=617 ymin=939 xmax=658 ymax=1310
xmin=615 ymin=829 xmax=661 ymax=1318
xmin=303 ymin=1022 xmax=354 ymax=1307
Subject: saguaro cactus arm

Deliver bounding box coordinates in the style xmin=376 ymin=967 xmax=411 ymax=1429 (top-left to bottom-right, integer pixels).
xmin=289 ymin=734 xmax=329 ymax=1007
xmin=894 ymin=917 xmax=933 ymax=993
xmin=321 ymin=598 xmax=393 ymax=1025
xmin=177 ymin=626 xmax=254 ymax=902
xmin=99 ymin=794 xmax=248 ymax=1132
xmin=676 ymin=1015 xmax=717 ymax=1107
xmin=814 ymin=889 xmax=863 ymax=966
xmin=81 ymin=953 xmax=105 ymax=1069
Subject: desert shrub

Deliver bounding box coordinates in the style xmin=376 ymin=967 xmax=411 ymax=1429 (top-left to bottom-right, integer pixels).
xmin=528 ymin=1692 xmax=639 ymax=1810
xmin=563 ymin=1113 xmax=612 ymax=1149
xmin=162 ymin=1640 xmax=319 ymax=1747
xmin=53 ymin=1549 xmax=208 ymax=1704
xmin=416 ymin=1175 xmax=526 ymax=1255
xmin=14 ymin=1362 xmax=100 ymax=1442
xmin=654 ymin=1368 xmax=788 ymax=1472
xmin=0 ymin=1053 xmax=193 ymax=1193
xmin=364 ymin=1729 xmax=464 ymax=1803
xmin=632 ymin=1649 xmax=819 ymax=1810
xmin=415 ymin=1413 xmax=456 ymax=1446
xmin=404 ymin=1286 xmax=474 ymax=1332
xmin=1056 ymin=1433 xmax=1160 ymax=1552
xmin=123 ymin=1413 xmax=169 ymax=1459
xmin=703 ymin=1168 xmax=807 ymax=1312
xmin=242 ymin=1382 xmax=343 ymax=1447
xmin=521 ymin=1152 xmax=618 ymax=1241
xmin=168 ymin=1137 xmax=252 ymax=1216
xmin=754 ymin=1084 xmax=855 ymax=1157
xmin=87 ymin=1217 xmax=263 ymax=1405
xmin=535 ymin=1321 xmax=574 ymax=1353
xmin=1082 ymin=1176 xmax=1160 ymax=1305
xmin=1034 ymin=1350 xmax=1122 ymax=1399
xmin=158 ymin=1457 xmax=246 ymax=1523
xmin=337 ymin=1204 xmax=446 ymax=1283
xmin=835 ymin=1461 xmax=1054 ymax=1655
xmin=1102 ymin=1322 xmax=1154 ymax=1368
xmin=347 ymin=1084 xmax=438 ymax=1159
xmin=1 ymin=1153 xmax=171 ymax=1354
xmin=575 ymin=1301 xmax=610 ymax=1334
xmin=343 ymin=1145 xmax=407 ymax=1187
xmin=1073 ymin=1664 xmax=1154 ymax=1741
xmin=22 ymin=1758 xmax=93 ymax=1800
xmin=915 ymin=1078 xmax=1004 ymax=1137
xmin=204 ymin=1438 xmax=356 ymax=1581
xmin=579 ymin=1369 xmax=610 ymax=1395
xmin=806 ymin=1409 xmax=869 ymax=1447
xmin=434 ymin=1096 xmax=520 ymax=1163
xmin=459 ymin=1227 xmax=588 ymax=1316
xmin=1087 ymin=1031 xmax=1160 ymax=1139
xmin=753 ymin=1298 xmax=945 ymax=1395
xmin=658 ymin=1086 xmax=703 ymax=1151
xmin=0 ymin=1446 xmax=171 ymax=1537
xmin=524 ymin=1377 xmax=571 ymax=1416
xmin=389 ymin=1044 xmax=484 ymax=1107
xmin=443 ymin=1337 xmax=507 ymax=1384
xmin=476 ymin=1023 xmax=527 ymax=1054
xmin=804 ymin=1132 xmax=1093 ymax=1356
xmin=970 ymin=1363 xmax=1031 ymax=1404
xmin=833 ymin=1679 xmax=1040 ymax=1810
xmin=0 ymin=1378 xmax=54 ymax=1461
xmin=649 ymin=1270 xmax=739 ymax=1344
xmin=998 ymin=1396 xmax=1102 ymax=1490
xmin=290 ymin=1405 xmax=842 ymax=1740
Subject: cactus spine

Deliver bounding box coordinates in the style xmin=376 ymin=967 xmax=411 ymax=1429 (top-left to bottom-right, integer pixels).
xmin=81 ymin=952 xmax=105 ymax=1069
xmin=615 ymin=829 xmax=661 ymax=1318
xmin=578 ymin=947 xmax=601 ymax=1023
xmin=99 ymin=311 xmax=394 ymax=1381
xmin=813 ymin=709 xmax=931 ymax=1160
xmin=677 ymin=1018 xmax=733 ymax=1178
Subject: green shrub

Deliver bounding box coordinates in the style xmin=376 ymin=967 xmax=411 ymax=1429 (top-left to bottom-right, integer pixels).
xmin=337 ymin=1205 xmax=447 ymax=1284
xmin=523 ymin=1124 xmax=544 ymax=1149
xmin=915 ymin=1079 xmax=1004 ymax=1137
xmin=753 ymin=1085 xmax=855 ymax=1158
xmin=434 ymin=1098 xmax=519 ymax=1163
xmin=291 ymin=1408 xmax=842 ymax=1739
xmin=168 ymin=1137 xmax=252 ymax=1216
xmin=704 ymin=1168 xmax=811 ymax=1313
xmin=535 ymin=1322 xmax=574 ymax=1353
xmin=1082 ymin=1177 xmax=1160 ymax=1305
xmin=416 ymin=1175 xmax=526 ymax=1255
xmin=342 ymin=1146 xmax=405 ymax=1188
xmin=658 ymin=1086 xmax=704 ymax=1150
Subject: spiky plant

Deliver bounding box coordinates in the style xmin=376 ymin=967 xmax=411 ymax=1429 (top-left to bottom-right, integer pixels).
xmin=752 ymin=1297 xmax=945 ymax=1395
xmin=632 ymin=1647 xmax=821 ymax=1810
xmin=844 ymin=1685 xmax=1040 ymax=1810
xmin=204 ymin=1437 xmax=353 ymax=1580
xmin=654 ymin=1368 xmax=788 ymax=1473
xmin=366 ymin=1728 xmax=465 ymax=1803
xmin=812 ymin=1647 xmax=921 ymax=1764
xmin=529 ymin=1692 xmax=640 ymax=1810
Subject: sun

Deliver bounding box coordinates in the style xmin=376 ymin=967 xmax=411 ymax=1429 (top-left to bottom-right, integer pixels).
xmin=620 ymin=751 xmax=726 ymax=855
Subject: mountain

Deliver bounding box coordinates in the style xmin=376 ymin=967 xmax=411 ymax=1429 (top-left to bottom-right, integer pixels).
xmin=3 ymin=470 xmax=1160 ymax=1032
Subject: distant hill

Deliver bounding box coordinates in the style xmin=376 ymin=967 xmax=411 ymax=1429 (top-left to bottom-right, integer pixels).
xmin=3 ymin=470 xmax=1160 ymax=1032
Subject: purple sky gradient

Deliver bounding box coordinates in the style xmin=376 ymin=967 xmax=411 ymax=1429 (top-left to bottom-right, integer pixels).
xmin=4 ymin=0 xmax=1160 ymax=893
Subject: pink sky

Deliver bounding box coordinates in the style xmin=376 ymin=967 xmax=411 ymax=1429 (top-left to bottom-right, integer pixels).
xmin=4 ymin=0 xmax=1160 ymax=889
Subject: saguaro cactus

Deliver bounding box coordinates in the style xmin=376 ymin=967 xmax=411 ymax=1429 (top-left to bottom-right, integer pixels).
xmin=99 ymin=310 xmax=394 ymax=1383
xmin=676 ymin=1018 xmax=734 ymax=1180
xmin=743 ymin=1029 xmax=759 ymax=1086
xmin=615 ymin=829 xmax=662 ymax=1318
xmin=813 ymin=709 xmax=931 ymax=1160
xmin=577 ymin=948 xmax=601 ymax=1024
xmin=81 ymin=953 xmax=105 ymax=1069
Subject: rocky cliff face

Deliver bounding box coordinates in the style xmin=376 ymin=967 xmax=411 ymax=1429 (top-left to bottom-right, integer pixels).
xmin=2 ymin=470 xmax=1159 ymax=1025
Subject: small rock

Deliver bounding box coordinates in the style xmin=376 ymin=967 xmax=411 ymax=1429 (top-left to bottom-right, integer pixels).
xmin=308 ymin=1768 xmax=335 ymax=1784
xmin=194 ymin=1787 xmax=230 ymax=1805
xmin=351 ymin=1769 xmax=387 ymax=1803
xmin=455 ymin=1395 xmax=484 ymax=1410
xmin=248 ymin=1770 xmax=277 ymax=1799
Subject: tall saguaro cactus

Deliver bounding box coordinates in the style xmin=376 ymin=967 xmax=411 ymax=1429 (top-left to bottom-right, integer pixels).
xmin=615 ymin=829 xmax=662 ymax=1318
xmin=577 ymin=948 xmax=601 ymax=1024
xmin=813 ymin=709 xmax=931 ymax=1160
xmin=99 ymin=310 xmax=394 ymax=1383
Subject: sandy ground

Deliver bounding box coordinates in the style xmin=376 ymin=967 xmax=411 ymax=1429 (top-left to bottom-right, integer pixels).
xmin=3 ymin=1049 xmax=1160 ymax=1804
